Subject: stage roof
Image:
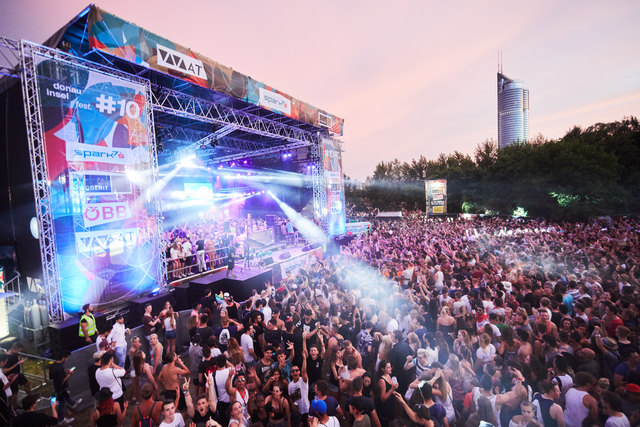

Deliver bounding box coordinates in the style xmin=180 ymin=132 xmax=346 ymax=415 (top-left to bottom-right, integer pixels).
xmin=48 ymin=5 xmax=344 ymax=136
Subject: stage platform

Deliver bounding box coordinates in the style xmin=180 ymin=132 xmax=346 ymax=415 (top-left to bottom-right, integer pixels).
xmin=48 ymin=243 xmax=314 ymax=354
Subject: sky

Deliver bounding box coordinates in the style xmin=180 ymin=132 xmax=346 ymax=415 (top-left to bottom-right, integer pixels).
xmin=1 ymin=1 xmax=639 ymax=180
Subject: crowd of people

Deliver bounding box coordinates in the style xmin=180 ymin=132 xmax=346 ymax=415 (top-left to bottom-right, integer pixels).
xmin=162 ymin=216 xmax=298 ymax=281
xmin=4 ymin=213 xmax=640 ymax=427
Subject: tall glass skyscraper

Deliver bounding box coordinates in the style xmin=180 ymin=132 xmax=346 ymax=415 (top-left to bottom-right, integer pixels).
xmin=497 ymin=72 xmax=529 ymax=148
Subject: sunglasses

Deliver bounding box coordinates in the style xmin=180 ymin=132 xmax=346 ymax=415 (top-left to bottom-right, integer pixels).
xmin=291 ymin=369 xmax=300 ymax=373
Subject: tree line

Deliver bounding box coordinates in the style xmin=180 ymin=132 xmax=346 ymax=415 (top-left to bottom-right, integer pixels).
xmin=345 ymin=117 xmax=640 ymax=220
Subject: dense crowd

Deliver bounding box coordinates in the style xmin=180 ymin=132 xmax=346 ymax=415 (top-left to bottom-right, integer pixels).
xmin=4 ymin=214 xmax=640 ymax=427
xmin=162 ymin=216 xmax=296 ymax=280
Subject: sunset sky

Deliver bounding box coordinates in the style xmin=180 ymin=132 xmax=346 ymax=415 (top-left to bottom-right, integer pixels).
xmin=2 ymin=1 xmax=639 ymax=179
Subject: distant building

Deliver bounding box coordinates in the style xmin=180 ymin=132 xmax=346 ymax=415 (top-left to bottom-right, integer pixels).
xmin=497 ymin=72 xmax=529 ymax=148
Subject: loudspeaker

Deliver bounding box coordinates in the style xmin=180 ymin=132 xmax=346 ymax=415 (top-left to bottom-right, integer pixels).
xmin=279 ymin=251 xmax=291 ymax=260
xmin=262 ymin=257 xmax=274 ymax=266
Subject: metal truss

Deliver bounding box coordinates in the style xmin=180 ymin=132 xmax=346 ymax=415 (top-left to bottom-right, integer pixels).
xmin=18 ymin=40 xmax=166 ymax=320
xmin=20 ymin=40 xmax=64 ymax=322
xmin=311 ymin=142 xmax=328 ymax=229
xmin=214 ymin=140 xmax=312 ymax=163
xmin=144 ymin=85 xmax=167 ymax=291
xmin=152 ymin=87 xmax=317 ymax=146
xmin=187 ymin=124 xmax=236 ymax=151
xmin=0 ymin=36 xmax=21 ymax=79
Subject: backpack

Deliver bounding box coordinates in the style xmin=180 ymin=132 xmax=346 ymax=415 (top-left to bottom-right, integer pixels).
xmin=137 ymin=401 xmax=157 ymax=427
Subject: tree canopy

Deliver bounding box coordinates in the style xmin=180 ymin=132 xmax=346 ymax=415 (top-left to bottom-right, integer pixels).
xmin=346 ymin=117 xmax=640 ymax=220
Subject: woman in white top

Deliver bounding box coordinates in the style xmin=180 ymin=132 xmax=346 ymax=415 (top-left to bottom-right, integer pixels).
xmin=475 ymin=333 xmax=496 ymax=371
xmin=228 ymin=401 xmax=248 ymax=427
xmin=164 ymin=308 xmax=177 ymax=355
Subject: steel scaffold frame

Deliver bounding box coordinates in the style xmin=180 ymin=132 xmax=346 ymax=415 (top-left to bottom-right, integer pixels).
xmin=12 ymin=36 xmax=342 ymax=321
xmin=18 ymin=40 xmax=166 ymax=320
xmin=20 ymin=41 xmax=64 ymax=322
xmin=152 ymin=87 xmax=317 ymax=146
xmin=312 ymin=141 xmax=327 ymax=230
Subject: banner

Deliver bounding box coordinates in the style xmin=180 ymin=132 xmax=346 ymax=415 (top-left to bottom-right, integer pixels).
xmin=322 ymin=138 xmax=346 ymax=236
xmin=277 ymin=248 xmax=323 ymax=283
xmin=35 ymin=55 xmax=161 ymax=315
xmin=85 ymin=7 xmax=344 ymax=135
xmin=345 ymin=222 xmax=371 ymax=236
xmin=426 ymin=179 xmax=447 ymax=214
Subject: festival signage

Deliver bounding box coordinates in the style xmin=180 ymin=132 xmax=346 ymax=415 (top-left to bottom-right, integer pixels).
xmin=84 ymin=6 xmax=344 ymax=135
xmin=35 ymin=54 xmax=161 ymax=314
xmin=275 ymin=248 xmax=323 ymax=284
xmin=322 ymin=138 xmax=346 ymax=236
xmin=426 ymin=179 xmax=447 ymax=214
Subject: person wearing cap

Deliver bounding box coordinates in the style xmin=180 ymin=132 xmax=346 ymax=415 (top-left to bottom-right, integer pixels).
xmin=89 ymin=350 xmax=105 ymax=398
xmin=622 ymin=383 xmax=640 ymax=423
xmin=90 ymin=387 xmax=127 ymax=427
xmin=95 ymin=351 xmax=126 ymax=410
xmin=79 ymin=303 xmax=98 ymax=344
xmin=310 ymin=398 xmax=339 ymax=427
xmin=594 ymin=328 xmax=621 ymax=380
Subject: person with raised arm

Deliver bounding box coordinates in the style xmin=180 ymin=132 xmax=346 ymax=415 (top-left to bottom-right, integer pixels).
xmin=187 ymin=374 xmax=222 ymax=427
xmin=225 ymin=366 xmax=251 ymax=425
xmin=288 ymin=348 xmax=310 ymax=427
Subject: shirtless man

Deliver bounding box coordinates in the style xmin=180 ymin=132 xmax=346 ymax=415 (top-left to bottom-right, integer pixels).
xmin=149 ymin=334 xmax=164 ymax=377
xmin=158 ymin=351 xmax=190 ymax=411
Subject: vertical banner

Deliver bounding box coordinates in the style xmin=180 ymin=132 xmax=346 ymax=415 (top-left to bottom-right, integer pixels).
xmin=35 ymin=55 xmax=160 ymax=315
xmin=426 ymin=179 xmax=447 ymax=214
xmin=321 ymin=138 xmax=346 ymax=236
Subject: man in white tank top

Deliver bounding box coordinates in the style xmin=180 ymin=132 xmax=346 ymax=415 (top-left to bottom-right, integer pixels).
xmin=564 ymin=372 xmax=599 ymax=427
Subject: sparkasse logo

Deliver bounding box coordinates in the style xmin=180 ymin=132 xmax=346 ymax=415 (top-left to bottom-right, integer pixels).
xmin=66 ymin=142 xmax=131 ymax=165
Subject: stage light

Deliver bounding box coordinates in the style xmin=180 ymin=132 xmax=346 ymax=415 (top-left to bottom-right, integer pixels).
xmin=178 ymin=154 xmax=198 ymax=169
xmin=231 ymin=162 xmax=236 ymax=167
xmin=125 ymin=167 xmax=144 ymax=183
xmin=243 ymin=160 xmax=248 ymax=165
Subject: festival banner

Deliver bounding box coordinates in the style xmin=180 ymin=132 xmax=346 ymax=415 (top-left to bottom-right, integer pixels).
xmin=276 ymin=248 xmax=323 ymax=283
xmin=322 ymin=138 xmax=346 ymax=236
xmin=426 ymin=179 xmax=447 ymax=214
xmin=35 ymin=54 xmax=161 ymax=315
xmin=84 ymin=6 xmax=344 ymax=135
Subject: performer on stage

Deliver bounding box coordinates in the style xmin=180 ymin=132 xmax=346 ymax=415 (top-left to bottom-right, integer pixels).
xmin=226 ymin=243 xmax=238 ymax=278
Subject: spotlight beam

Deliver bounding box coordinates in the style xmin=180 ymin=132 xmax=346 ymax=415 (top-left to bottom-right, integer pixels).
xmin=267 ymin=192 xmax=329 ymax=245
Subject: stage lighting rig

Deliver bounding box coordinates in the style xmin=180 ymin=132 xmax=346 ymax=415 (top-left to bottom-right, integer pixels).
xmin=209 ymin=137 xmax=219 ymax=149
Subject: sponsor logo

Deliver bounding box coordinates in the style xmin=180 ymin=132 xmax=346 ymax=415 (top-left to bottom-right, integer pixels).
xmin=258 ymin=88 xmax=291 ymax=115
xmin=66 ymin=142 xmax=131 ymax=165
xmin=157 ymin=44 xmax=207 ymax=80
xmin=83 ymin=202 xmax=132 ymax=228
